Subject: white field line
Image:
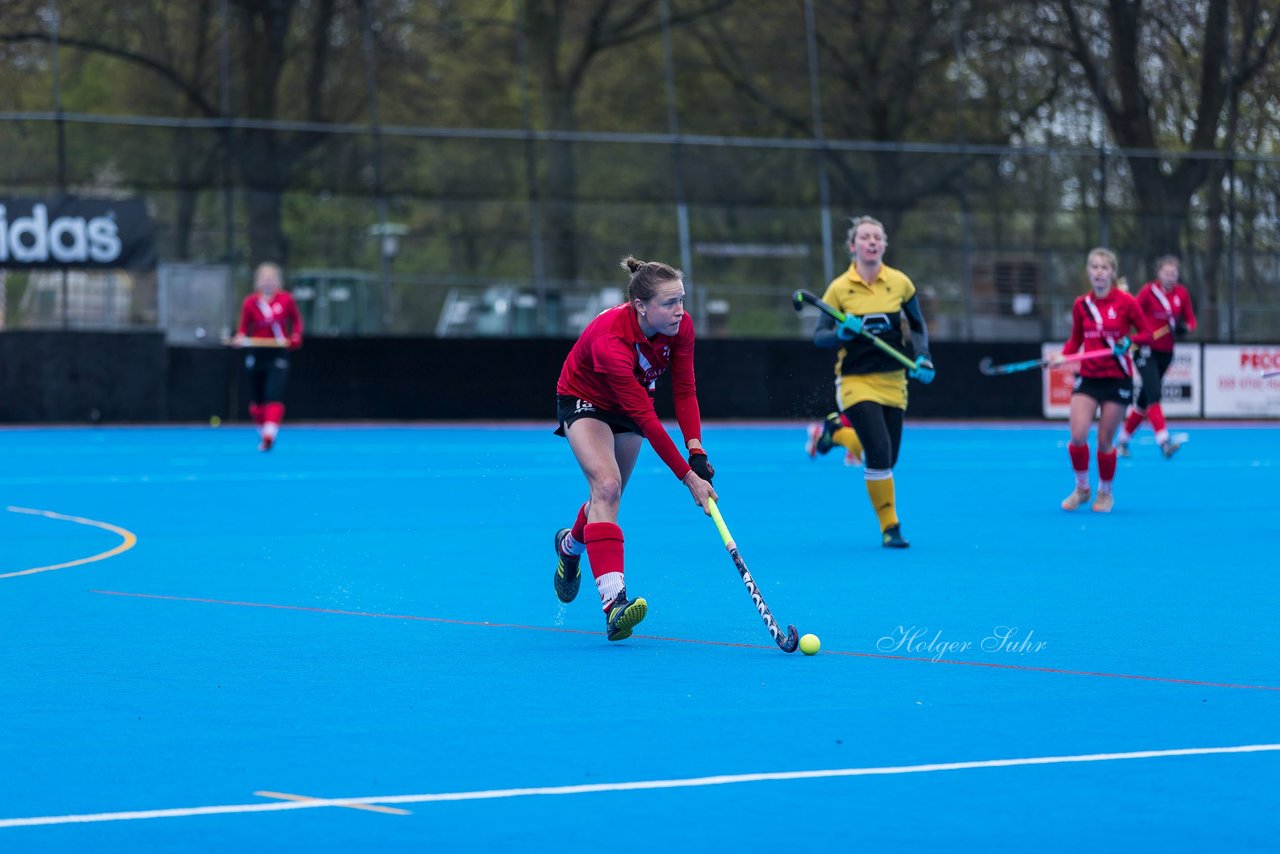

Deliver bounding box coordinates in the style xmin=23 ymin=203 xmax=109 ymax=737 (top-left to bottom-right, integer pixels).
xmin=2 ymin=743 xmax=1278 ymax=828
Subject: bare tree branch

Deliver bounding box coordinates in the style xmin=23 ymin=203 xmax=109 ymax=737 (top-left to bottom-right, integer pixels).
xmin=0 ymin=31 xmax=220 ymax=116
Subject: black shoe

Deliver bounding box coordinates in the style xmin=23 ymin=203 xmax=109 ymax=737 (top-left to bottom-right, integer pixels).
xmin=882 ymin=525 xmax=909 ymax=548
xmin=804 ymin=412 xmax=840 ymax=458
xmin=1161 ymin=440 xmax=1181 ymax=459
xmin=605 ymin=589 xmax=647 ymax=641
xmin=553 ymin=528 xmax=581 ymax=603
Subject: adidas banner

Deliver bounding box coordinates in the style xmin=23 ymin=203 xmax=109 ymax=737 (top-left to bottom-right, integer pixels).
xmin=0 ymin=197 xmax=156 ymax=270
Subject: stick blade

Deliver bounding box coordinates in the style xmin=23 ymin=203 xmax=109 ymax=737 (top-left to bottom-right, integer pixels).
xmin=778 ymin=625 xmax=800 ymax=653
xmin=979 ymin=356 xmax=1044 ymax=376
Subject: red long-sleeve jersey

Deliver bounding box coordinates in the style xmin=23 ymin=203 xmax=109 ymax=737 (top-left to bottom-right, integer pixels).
xmin=1136 ymin=281 xmax=1197 ymax=353
xmin=556 ymin=303 xmax=703 ymax=480
xmin=237 ymin=291 xmax=303 ymax=348
xmin=1061 ymin=288 xmax=1154 ymax=379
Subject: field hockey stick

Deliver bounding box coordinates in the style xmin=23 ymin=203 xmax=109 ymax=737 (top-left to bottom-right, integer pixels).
xmin=791 ymin=289 xmax=918 ymax=370
xmin=224 ymin=335 xmax=290 ymax=348
xmin=705 ymin=498 xmax=799 ymax=654
xmin=978 ymin=328 xmax=1169 ymax=376
xmin=1263 ymin=370 xmax=1280 ymax=379
xmin=978 ymin=348 xmax=1114 ymax=376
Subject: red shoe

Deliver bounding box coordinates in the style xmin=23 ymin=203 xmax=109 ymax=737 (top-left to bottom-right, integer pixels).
xmin=258 ymin=434 xmax=274 ymax=452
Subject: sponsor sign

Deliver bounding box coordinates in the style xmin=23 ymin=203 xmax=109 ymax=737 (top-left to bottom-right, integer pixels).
xmin=1042 ymin=342 xmax=1076 ymax=418
xmin=0 ymin=197 xmax=155 ymax=270
xmin=1203 ymin=345 xmax=1280 ymax=417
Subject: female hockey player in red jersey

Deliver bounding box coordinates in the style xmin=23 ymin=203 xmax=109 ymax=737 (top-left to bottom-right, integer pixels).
xmin=551 ymin=256 xmax=717 ymax=642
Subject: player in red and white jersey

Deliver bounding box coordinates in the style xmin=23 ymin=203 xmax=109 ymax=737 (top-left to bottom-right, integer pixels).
xmin=1116 ymin=255 xmax=1198 ymax=458
xmin=551 ymin=256 xmax=717 ymax=642
xmin=233 ymin=262 xmax=303 ymax=451
xmin=1051 ymin=248 xmax=1155 ymax=513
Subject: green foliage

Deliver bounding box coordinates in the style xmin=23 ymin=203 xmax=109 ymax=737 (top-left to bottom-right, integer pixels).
xmin=2 ymin=0 xmax=1279 ymax=336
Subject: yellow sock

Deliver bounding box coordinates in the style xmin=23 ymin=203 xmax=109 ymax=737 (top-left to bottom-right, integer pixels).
xmin=832 ymin=427 xmax=864 ymax=459
xmin=865 ymin=474 xmax=898 ymax=531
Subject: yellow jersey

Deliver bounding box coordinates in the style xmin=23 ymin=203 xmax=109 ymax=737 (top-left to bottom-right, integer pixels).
xmin=821 ymin=262 xmax=916 ymax=377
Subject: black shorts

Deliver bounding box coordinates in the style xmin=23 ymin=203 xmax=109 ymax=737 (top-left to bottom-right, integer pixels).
xmin=243 ymin=348 xmax=290 ymax=403
xmin=554 ymin=394 xmax=643 ymax=437
xmin=1072 ymin=375 xmax=1133 ymax=406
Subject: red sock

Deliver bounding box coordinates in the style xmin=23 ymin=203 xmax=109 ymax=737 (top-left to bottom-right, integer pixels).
xmin=1147 ymin=403 xmax=1167 ymax=433
xmin=1068 ymin=443 xmax=1090 ymax=472
xmin=264 ymin=402 xmax=285 ymax=424
xmin=1098 ymin=448 xmax=1117 ymax=482
xmin=249 ymin=403 xmax=265 ymax=425
xmin=584 ymin=522 xmax=624 ymax=579
xmin=1068 ymin=442 xmax=1090 ymax=490
xmin=570 ymin=502 xmax=589 ymax=543
xmin=1123 ymin=407 xmax=1144 ymax=436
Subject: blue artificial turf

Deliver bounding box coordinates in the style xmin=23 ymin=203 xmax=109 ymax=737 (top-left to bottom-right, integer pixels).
xmin=1 ymin=422 xmax=1277 ymax=851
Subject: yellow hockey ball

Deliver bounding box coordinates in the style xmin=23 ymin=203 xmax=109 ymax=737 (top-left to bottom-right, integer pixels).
xmin=209 ymin=415 xmax=221 ymax=427
xmin=799 ymin=633 xmax=821 ymax=655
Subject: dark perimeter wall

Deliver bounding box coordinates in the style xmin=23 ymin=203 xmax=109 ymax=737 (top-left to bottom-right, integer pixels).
xmin=1 ymin=332 xmax=1045 ymax=423
xmin=0 ymin=331 xmax=168 ymax=422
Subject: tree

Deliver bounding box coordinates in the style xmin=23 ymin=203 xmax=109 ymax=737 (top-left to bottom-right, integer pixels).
xmin=1031 ymin=1 xmax=1280 ymax=278
xmin=520 ymin=0 xmax=732 ymax=285
xmin=690 ymin=0 xmax=1062 ymax=235
xmin=0 ymin=0 xmax=380 ymax=267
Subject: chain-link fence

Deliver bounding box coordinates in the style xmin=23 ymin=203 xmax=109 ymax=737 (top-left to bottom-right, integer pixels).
xmin=3 ymin=123 xmax=1278 ymax=342
xmin=3 ymin=2 xmax=1278 ymax=342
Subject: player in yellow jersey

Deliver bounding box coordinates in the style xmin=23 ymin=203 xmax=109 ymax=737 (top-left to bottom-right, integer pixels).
xmin=803 ymin=216 xmax=935 ymax=548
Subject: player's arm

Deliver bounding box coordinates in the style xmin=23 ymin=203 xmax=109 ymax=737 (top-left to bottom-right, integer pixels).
xmin=901 ymin=295 xmax=934 ymax=382
xmin=233 ymin=300 xmax=254 ymax=345
xmin=668 ymin=325 xmax=714 ymax=482
xmin=811 ymin=286 xmax=847 ymax=348
xmin=1180 ymin=288 xmax=1198 ymax=334
xmin=811 ymin=309 xmax=844 ymax=349
xmin=285 ymin=294 xmax=304 ymax=349
xmin=1127 ymin=300 xmax=1155 ymax=346
xmin=627 ymin=396 xmax=713 ymax=507
xmin=1137 ymin=286 xmax=1170 ymax=337
xmin=1050 ymin=304 xmax=1084 ymax=366
xmin=902 ymin=295 xmax=930 ymax=355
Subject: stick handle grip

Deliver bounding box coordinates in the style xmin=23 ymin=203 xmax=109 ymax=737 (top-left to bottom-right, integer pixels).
xmin=705 ymin=498 xmax=736 ymax=551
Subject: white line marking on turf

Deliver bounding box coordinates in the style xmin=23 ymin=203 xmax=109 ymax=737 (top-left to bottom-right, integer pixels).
xmin=1 ymin=743 xmax=1277 ymax=828
xmin=255 ymin=790 xmax=410 ymax=816
xmin=1 ymin=506 xmax=138 ymax=578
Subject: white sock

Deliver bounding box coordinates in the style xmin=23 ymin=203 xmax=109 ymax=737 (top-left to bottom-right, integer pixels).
xmin=561 ymin=532 xmax=584 ymax=556
xmin=1075 ymin=471 xmax=1089 ymax=490
xmin=1098 ymin=480 xmax=1113 ymax=495
xmin=1117 ymin=428 xmax=1132 ymax=444
xmin=596 ymin=571 xmax=624 ymax=610
xmin=263 ymin=422 xmax=279 ymax=439
xmin=1155 ymin=429 xmax=1170 ymax=445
